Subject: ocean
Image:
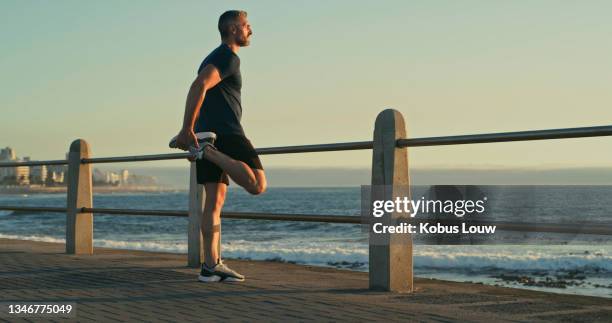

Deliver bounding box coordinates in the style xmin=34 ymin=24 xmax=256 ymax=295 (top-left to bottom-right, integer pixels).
xmin=0 ymin=186 xmax=611 ymax=298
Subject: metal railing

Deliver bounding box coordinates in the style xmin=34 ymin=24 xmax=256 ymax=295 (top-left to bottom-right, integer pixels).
xmin=2 ymin=205 xmax=611 ymax=235
xmin=1 ymin=109 xmax=612 ymax=291
xmin=4 ymin=125 xmax=612 ymax=168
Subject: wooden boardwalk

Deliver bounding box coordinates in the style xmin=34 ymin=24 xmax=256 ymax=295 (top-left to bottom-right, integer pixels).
xmin=0 ymin=238 xmax=610 ymax=322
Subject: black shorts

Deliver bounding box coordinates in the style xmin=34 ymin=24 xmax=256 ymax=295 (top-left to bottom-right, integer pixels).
xmin=196 ymin=135 xmax=263 ymax=185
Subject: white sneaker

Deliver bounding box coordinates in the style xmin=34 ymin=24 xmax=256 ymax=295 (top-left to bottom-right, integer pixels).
xmin=198 ymin=259 xmax=245 ymax=282
xmin=169 ymin=132 xmax=217 ymax=160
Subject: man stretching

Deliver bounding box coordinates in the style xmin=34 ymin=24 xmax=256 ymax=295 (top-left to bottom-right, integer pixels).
xmin=173 ymin=10 xmax=266 ymax=282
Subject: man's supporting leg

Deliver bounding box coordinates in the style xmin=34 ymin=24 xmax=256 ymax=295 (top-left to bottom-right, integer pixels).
xmin=202 ymin=146 xmax=266 ymax=195
xmin=202 ymin=182 xmax=227 ymax=267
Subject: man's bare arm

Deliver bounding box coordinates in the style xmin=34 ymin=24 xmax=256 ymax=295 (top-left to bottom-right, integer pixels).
xmin=176 ymin=64 xmax=222 ymax=150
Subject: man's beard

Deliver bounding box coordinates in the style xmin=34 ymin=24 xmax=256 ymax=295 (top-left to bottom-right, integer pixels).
xmin=237 ymin=36 xmax=251 ymax=47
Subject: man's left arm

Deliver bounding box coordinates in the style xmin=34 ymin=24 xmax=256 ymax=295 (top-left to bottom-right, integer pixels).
xmin=175 ymin=64 xmax=223 ymax=150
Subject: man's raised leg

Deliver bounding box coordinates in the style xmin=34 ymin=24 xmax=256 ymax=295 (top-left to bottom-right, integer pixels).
xmin=202 ymin=146 xmax=266 ymax=195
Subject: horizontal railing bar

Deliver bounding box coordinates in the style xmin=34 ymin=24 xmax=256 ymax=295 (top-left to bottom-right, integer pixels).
xmin=82 ymin=152 xmax=191 ymax=164
xmin=80 ymin=142 xmax=374 ymax=164
xmin=83 ymin=207 xmax=187 ymax=217
xmin=398 ymin=125 xmax=612 ymax=147
xmin=0 ymin=206 xmax=67 ymax=213
xmin=0 ymin=206 xmax=358 ymax=223
xmin=0 ymin=160 xmax=68 ymax=167
xmin=256 ymin=141 xmax=373 ymax=155
xmin=2 ymin=205 xmax=611 ymax=235
xmin=3 ymin=125 xmax=611 ymax=166
xmin=73 ymin=125 xmax=612 ymax=163
xmin=220 ymin=211 xmax=361 ymax=223
xmin=0 ymin=206 xmax=360 ymax=223
xmin=81 ymin=208 xmax=361 ymax=223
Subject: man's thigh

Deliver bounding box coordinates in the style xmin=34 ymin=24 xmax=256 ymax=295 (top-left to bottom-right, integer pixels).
xmin=218 ymin=135 xmax=264 ymax=171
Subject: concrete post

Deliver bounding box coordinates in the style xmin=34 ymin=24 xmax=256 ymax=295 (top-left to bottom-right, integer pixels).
xmin=188 ymin=162 xmax=205 ymax=267
xmin=66 ymin=139 xmax=93 ymax=255
xmin=369 ymin=109 xmax=413 ymax=292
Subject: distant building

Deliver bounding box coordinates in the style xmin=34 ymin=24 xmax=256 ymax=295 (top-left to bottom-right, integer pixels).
xmin=121 ymin=169 xmax=129 ymax=184
xmin=0 ymin=147 xmax=67 ymax=186
xmin=30 ymin=165 xmax=48 ymax=184
xmin=93 ymin=169 xmax=123 ymax=186
xmin=45 ymin=165 xmax=66 ymax=185
xmin=0 ymin=147 xmax=16 ymax=182
xmin=0 ymin=147 xmax=29 ymax=185
xmin=126 ymin=173 xmax=157 ymax=186
xmin=109 ymin=172 xmax=121 ymax=185
xmin=14 ymin=165 xmax=30 ymax=185
xmin=49 ymin=171 xmax=64 ymax=184
xmin=2 ymin=147 xmax=155 ymax=187
xmin=0 ymin=147 xmax=16 ymax=161
xmin=91 ymin=168 xmax=156 ymax=186
xmin=92 ymin=169 xmax=105 ymax=183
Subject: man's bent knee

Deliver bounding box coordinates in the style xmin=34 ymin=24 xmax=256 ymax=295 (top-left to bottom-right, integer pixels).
xmin=247 ymin=181 xmax=266 ymax=195
xmin=243 ymin=169 xmax=266 ymax=195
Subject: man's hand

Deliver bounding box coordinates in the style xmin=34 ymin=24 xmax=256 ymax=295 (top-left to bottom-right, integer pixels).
xmin=175 ymin=129 xmax=200 ymax=161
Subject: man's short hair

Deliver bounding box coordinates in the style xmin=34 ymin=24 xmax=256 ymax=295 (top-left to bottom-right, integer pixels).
xmin=218 ymin=10 xmax=247 ymax=38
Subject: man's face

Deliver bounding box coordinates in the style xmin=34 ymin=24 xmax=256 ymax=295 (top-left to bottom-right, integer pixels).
xmin=232 ymin=16 xmax=252 ymax=47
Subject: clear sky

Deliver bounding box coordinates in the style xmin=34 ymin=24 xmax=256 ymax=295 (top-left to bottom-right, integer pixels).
xmin=2 ymin=0 xmax=612 ymax=170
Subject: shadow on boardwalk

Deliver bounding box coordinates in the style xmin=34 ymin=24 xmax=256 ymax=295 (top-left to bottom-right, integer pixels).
xmin=1 ymin=239 xmax=611 ymax=322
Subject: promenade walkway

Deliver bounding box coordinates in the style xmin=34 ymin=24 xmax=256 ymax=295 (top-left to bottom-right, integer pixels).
xmin=1 ymin=238 xmax=610 ymax=322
